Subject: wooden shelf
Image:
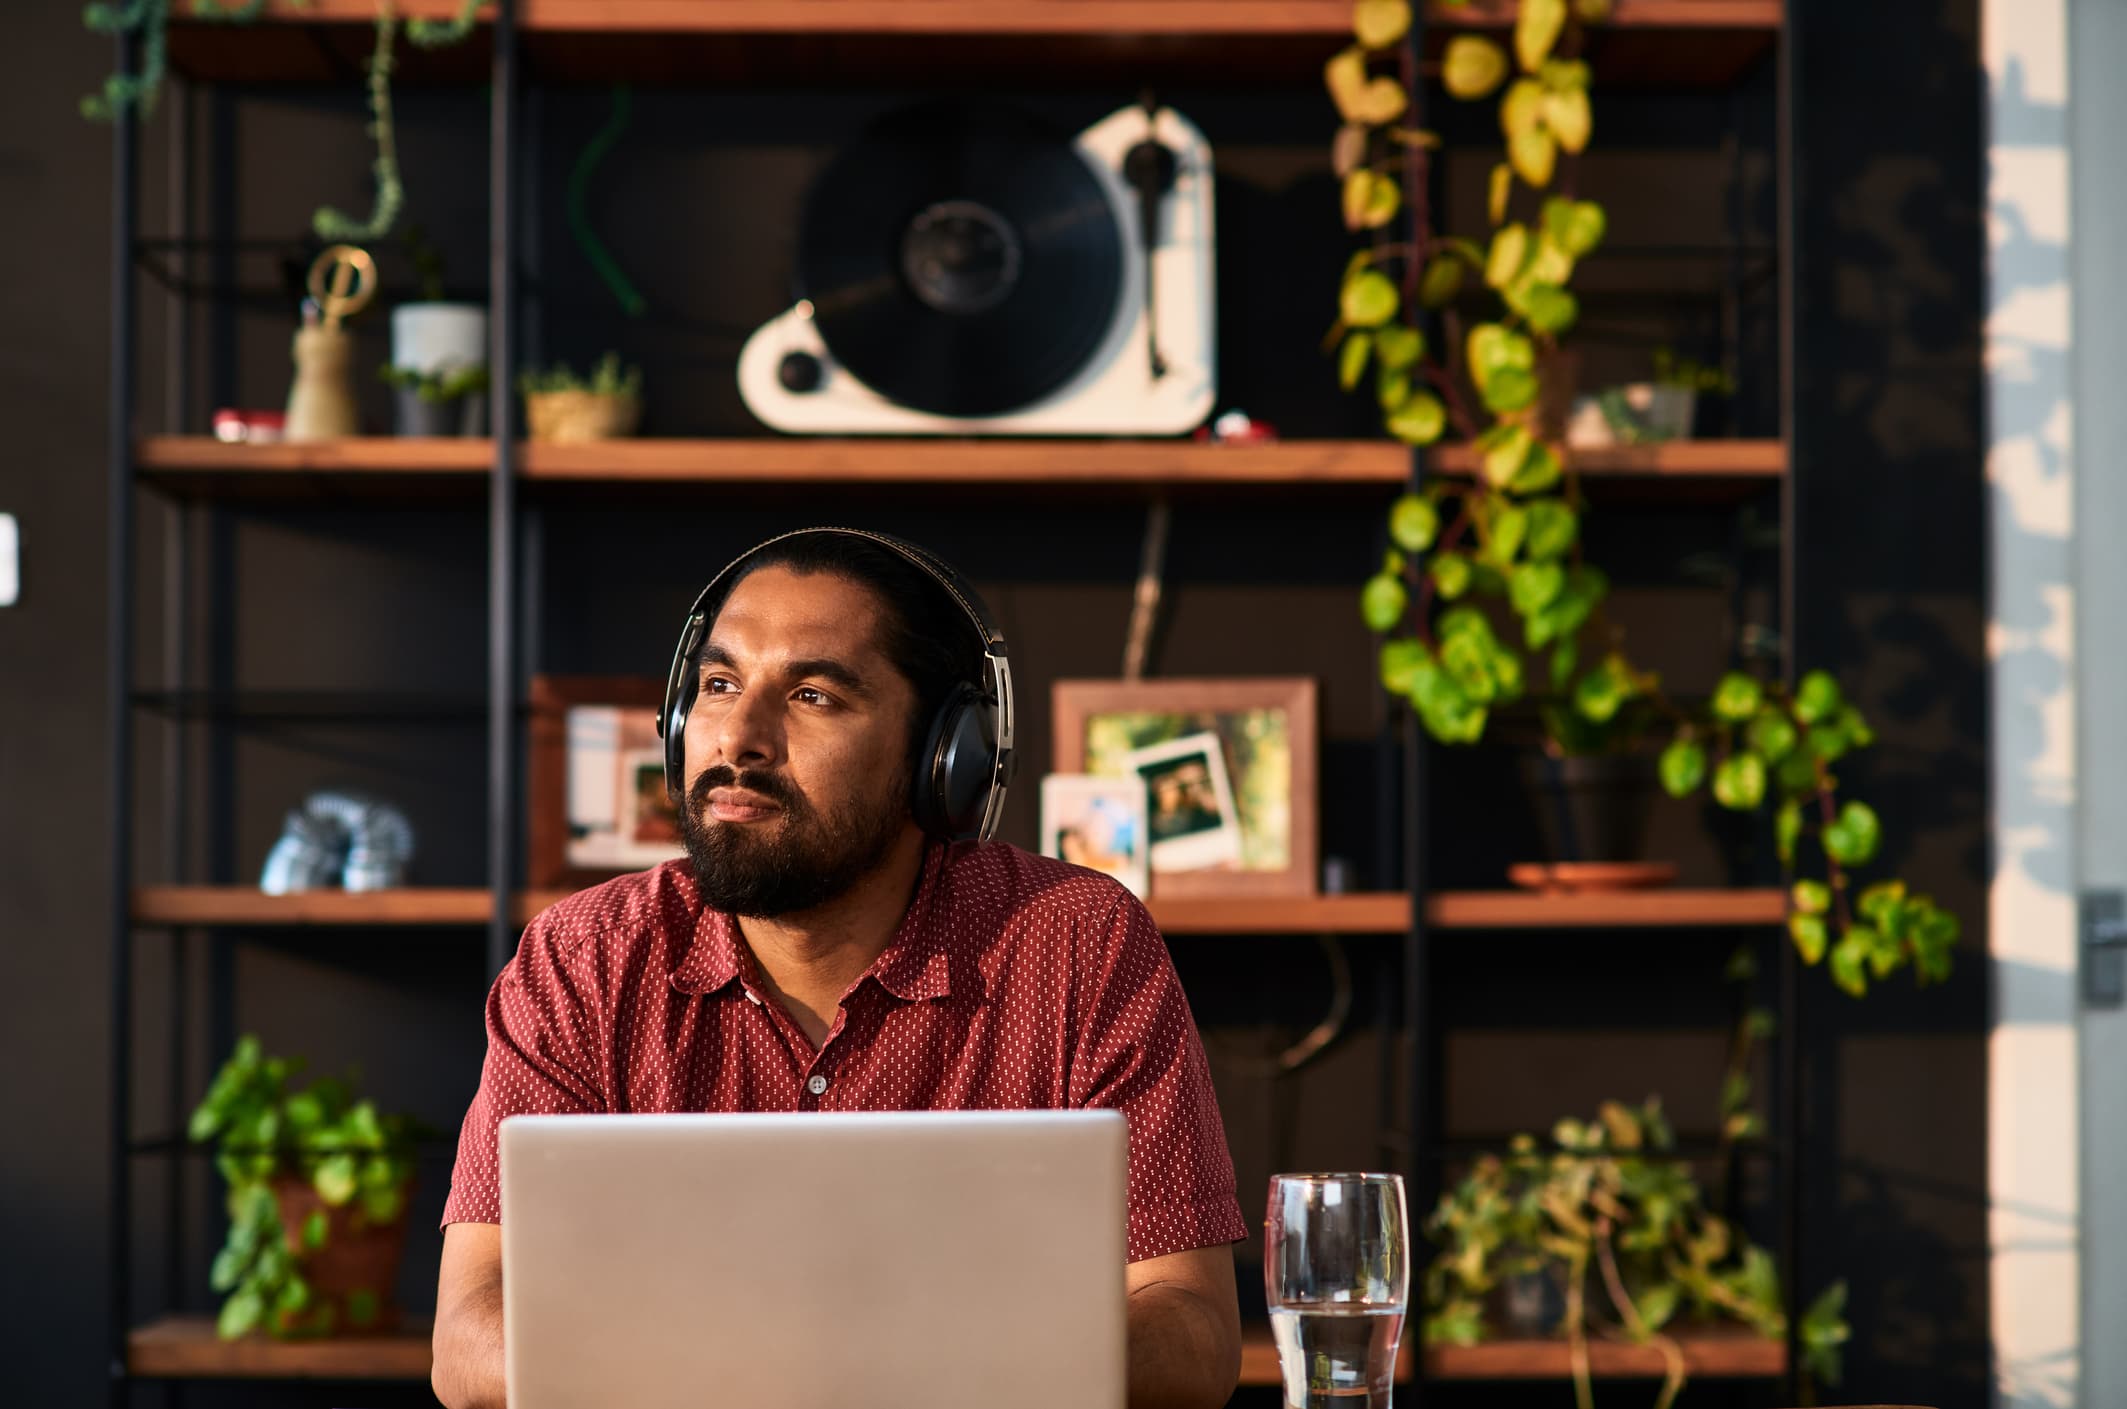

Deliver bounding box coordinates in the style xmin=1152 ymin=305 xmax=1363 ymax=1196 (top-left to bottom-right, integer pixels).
xmin=137 ymin=436 xmax=1785 ymax=502
xmin=127 ymin=1316 xmax=432 ymax=1380
xmin=135 ymin=885 xmax=1784 ymax=932
xmin=1238 ymin=1319 xmax=1418 ymax=1387
xmin=166 ymin=1 xmax=1779 ymax=88
xmin=1426 ymin=1325 xmax=1787 ymax=1380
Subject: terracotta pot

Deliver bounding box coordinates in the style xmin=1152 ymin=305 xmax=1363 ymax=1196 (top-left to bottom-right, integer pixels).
xmin=525 ymin=389 xmax=641 ymax=442
xmin=270 ymin=1175 xmax=411 ymax=1336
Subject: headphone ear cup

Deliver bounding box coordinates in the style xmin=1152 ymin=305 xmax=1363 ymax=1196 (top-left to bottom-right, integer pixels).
xmin=914 ymin=684 xmax=999 ymax=841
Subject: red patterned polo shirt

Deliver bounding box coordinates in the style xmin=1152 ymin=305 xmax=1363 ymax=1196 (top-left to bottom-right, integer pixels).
xmin=442 ymin=842 xmax=1248 ymax=1263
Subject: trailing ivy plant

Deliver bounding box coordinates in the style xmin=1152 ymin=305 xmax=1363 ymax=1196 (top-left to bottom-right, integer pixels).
xmin=82 ymin=0 xmax=484 ymax=241
xmin=1327 ymin=0 xmax=1958 ymax=997
xmin=189 ymin=1035 xmax=422 ymax=1340
xmin=1422 ymin=1096 xmax=1851 ymax=1409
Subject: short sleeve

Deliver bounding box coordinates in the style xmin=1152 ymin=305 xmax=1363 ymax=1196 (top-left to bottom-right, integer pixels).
xmin=440 ymin=913 xmax=607 ymax=1226
xmin=1067 ymin=895 xmax=1249 ymax=1262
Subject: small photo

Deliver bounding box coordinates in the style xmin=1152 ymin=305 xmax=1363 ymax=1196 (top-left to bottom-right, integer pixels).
xmin=1041 ymin=774 xmax=1151 ymax=899
xmin=625 ymin=749 xmax=682 ymax=846
xmin=563 ymin=704 xmax=688 ymax=872
xmin=1124 ymin=731 xmax=1243 ymax=873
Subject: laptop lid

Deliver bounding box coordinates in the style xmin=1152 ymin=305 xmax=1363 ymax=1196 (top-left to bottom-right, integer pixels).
xmin=500 ymin=1110 xmax=1128 ymax=1409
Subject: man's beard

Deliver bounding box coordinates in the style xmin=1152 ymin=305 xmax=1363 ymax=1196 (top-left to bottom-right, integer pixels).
xmin=677 ymin=763 xmax=909 ymax=917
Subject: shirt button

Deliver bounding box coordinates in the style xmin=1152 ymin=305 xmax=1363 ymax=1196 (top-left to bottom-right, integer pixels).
xmin=806 ymin=1075 xmax=828 ymax=1096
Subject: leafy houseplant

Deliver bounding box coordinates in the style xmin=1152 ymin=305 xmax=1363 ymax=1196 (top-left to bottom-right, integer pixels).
xmin=520 ymin=352 xmax=644 ymax=442
xmin=379 ymin=361 xmax=490 ymax=436
xmin=1326 ymin=0 xmax=1959 ymax=999
xmin=189 ymin=1036 xmax=422 ymax=1340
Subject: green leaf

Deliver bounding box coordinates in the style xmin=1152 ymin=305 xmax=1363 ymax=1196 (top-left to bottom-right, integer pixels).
xmin=1376 ymin=366 xmax=1411 ymax=412
xmin=1386 ymin=391 xmax=1446 ymax=445
xmin=1419 ymin=257 xmax=1463 ymax=309
xmin=1340 ymin=269 xmax=1401 ymax=328
xmin=302 ymin=1209 xmax=329 ymax=1251
xmin=1431 ymin=552 xmax=1473 ymax=600
xmin=1467 ymin=322 xmax=1535 ymax=385
xmin=1801 ymin=1281 xmax=1851 ymax=1386
xmin=1524 ymin=500 xmax=1577 ymax=560
xmin=1488 ymin=161 xmax=1513 ymax=224
xmin=1509 ymin=562 xmax=1565 ymax=615
xmin=1376 ymin=323 xmax=1424 ymax=370
xmin=217 ymin=1288 xmax=264 ymax=1341
xmin=1482 ymin=424 xmax=1534 ymax=487
xmin=1339 ymin=331 xmax=1372 ymax=390
xmin=1549 ymin=637 xmax=1578 ymax=688
xmin=1389 ymin=493 xmax=1438 ymax=551
xmin=211 ymin=1246 xmax=246 ymax=1293
xmin=1353 ymin=0 xmax=1412 ymax=50
xmin=1490 ymin=505 xmax=1529 ymax=564
xmin=1713 ymin=752 xmax=1768 ymax=810
xmin=362 ymin=1182 xmax=405 ymax=1225
xmin=1822 ymin=800 xmax=1882 ymax=867
xmin=1794 ymin=669 xmax=1844 ymax=724
xmin=1481 ymin=366 xmax=1540 ymax=413
xmin=1789 ymin=911 xmax=1829 ymax=964
xmin=1659 ymin=738 xmax=1707 ymax=798
xmin=1486 ymin=223 xmax=1531 ymax=288
xmin=1857 ymin=879 xmax=1906 ymax=927
xmin=1542 ymin=86 xmax=1592 ymax=153
xmin=1520 ymin=284 xmax=1578 ymax=334
xmin=1776 ymin=797 xmax=1803 ymax=864
xmin=1792 ymin=879 xmax=1832 ymax=915
xmin=276 ymin=1274 xmax=312 ymax=1315
xmin=314 ymin=1154 xmax=359 ymax=1207
xmin=1443 ymin=35 xmax=1510 ymax=98
xmin=1362 ymin=572 xmax=1408 ymax=631
xmin=1541 ymin=197 xmax=1606 ymax=258
xmin=347 ymin=1288 xmax=381 ymax=1329
xmin=1507 ymin=443 xmax=1563 ymax=495
xmin=1636 ymin=1282 xmax=1680 ymax=1334
xmin=1332 ymin=122 xmax=1368 ymax=177
xmin=1515 ymin=0 xmax=1568 ymax=72
xmin=1539 ymin=57 xmax=1592 ymax=91
xmin=1807 ymin=723 xmax=1853 ymax=764
xmin=1711 ymin=671 xmax=1764 ymax=723
xmin=1326 ymin=48 xmax=1410 ymax=125
xmin=1345 ymin=169 xmax=1402 ymax=229
xmin=1747 ymin=709 xmax=1798 ymax=763
xmin=1574 ymin=662 xmax=1627 ymax=723
xmin=1380 ymin=639 xmax=1426 ymax=694
xmin=1509 ymin=128 xmax=1557 ymax=188
xmin=1829 ymin=933 xmax=1870 ymax=997
xmin=1501 ymin=78 xmax=1545 ymax=143
xmin=1746 ymin=1006 xmax=1778 ymax=1039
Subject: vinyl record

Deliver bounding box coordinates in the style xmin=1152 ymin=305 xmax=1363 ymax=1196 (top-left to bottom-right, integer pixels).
xmin=798 ymin=102 xmax=1125 ymax=419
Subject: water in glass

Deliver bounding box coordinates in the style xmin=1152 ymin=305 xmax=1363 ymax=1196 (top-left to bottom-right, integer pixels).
xmin=1267 ymin=1303 xmax=1406 ymax=1407
xmin=1264 ymin=1173 xmax=1409 ymax=1409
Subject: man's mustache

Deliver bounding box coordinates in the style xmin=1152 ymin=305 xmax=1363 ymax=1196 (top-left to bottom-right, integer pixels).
xmin=689 ymin=765 xmax=803 ymax=815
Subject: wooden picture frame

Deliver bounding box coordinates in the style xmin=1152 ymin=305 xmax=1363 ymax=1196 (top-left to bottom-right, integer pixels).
xmin=527 ymin=674 xmax=674 ymax=891
xmin=1051 ymin=677 xmax=1317 ymax=899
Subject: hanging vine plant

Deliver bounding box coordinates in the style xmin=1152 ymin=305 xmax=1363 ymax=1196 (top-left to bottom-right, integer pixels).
xmin=1329 ymin=0 xmax=1958 ymax=998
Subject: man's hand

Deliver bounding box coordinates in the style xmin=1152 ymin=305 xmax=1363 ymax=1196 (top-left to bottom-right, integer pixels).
xmin=1125 ymin=1244 xmax=1242 ymax=1409
xmin=433 ymin=1222 xmax=507 ymax=1409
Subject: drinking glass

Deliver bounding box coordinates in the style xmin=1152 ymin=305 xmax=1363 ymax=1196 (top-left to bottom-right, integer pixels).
xmin=1264 ymin=1173 xmax=1410 ymax=1409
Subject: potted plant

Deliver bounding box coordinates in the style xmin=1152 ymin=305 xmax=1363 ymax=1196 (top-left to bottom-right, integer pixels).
xmin=1565 ymin=348 xmax=1736 ymax=448
xmin=386 ymin=223 xmax=488 ymax=437
xmin=1512 ymin=698 xmax=1675 ymax=891
xmin=189 ymin=1035 xmax=422 ymax=1340
xmin=520 ymin=352 xmax=644 ymax=443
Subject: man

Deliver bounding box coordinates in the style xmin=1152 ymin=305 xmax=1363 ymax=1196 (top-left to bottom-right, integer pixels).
xmin=431 ymin=530 xmax=1247 ymax=1409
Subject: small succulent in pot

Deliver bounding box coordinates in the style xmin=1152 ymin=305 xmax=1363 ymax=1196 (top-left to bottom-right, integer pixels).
xmin=520 ymin=352 xmax=644 ymax=443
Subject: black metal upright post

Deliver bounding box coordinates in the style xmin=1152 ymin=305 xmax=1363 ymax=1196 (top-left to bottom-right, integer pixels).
xmin=105 ymin=29 xmax=140 ymax=1409
xmin=487 ymin=0 xmax=522 ymax=978
xmin=1776 ymin=4 xmax=1805 ymax=1399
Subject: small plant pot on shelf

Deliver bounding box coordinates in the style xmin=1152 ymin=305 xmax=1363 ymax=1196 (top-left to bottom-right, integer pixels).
xmin=391 ymin=385 xmax=486 ymax=437
xmin=1563 ymin=383 xmax=1697 ymax=448
xmin=1510 ymin=753 xmax=1676 ymax=893
xmin=525 ymin=389 xmax=641 ymax=443
xmin=268 ymin=1175 xmax=412 ymax=1337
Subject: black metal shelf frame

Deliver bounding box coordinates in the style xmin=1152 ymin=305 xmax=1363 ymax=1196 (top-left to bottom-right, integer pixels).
xmin=101 ymin=5 xmax=1801 ymax=1404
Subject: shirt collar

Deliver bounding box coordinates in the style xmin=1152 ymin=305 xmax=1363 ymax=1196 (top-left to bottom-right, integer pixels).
xmin=668 ymin=843 xmax=955 ymax=1004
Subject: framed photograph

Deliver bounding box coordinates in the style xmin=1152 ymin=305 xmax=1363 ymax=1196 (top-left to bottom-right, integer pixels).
xmin=1040 ymin=774 xmax=1151 ymax=899
xmin=528 ymin=676 xmax=683 ymax=889
xmin=1052 ymin=677 xmax=1317 ymax=899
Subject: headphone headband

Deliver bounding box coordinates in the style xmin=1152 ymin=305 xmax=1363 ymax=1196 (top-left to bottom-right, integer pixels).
xmin=657 ymin=528 xmax=1015 ymax=843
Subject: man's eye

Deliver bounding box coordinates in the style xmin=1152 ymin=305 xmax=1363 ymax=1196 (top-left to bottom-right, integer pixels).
xmin=796 ymin=687 xmax=830 ymax=707
xmin=704 ymin=676 xmax=738 ymax=695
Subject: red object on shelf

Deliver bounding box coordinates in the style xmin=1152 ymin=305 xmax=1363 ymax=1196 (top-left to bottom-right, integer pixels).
xmin=1193 ymin=409 xmax=1279 ymax=444
xmin=212 ymin=408 xmax=286 ymax=444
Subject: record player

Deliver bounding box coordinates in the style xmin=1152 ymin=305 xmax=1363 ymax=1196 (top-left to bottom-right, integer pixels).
xmin=738 ymin=100 xmax=1216 ymax=436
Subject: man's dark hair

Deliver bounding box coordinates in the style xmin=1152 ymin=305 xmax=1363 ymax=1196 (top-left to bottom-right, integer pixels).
xmin=717 ymin=533 xmax=985 ymax=764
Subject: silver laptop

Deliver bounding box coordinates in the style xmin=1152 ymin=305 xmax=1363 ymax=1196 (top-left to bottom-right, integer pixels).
xmin=500 ymin=1110 xmax=1128 ymax=1409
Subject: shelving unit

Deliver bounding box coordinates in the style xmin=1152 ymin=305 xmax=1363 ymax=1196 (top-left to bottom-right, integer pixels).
xmin=105 ymin=0 xmax=1797 ymax=1404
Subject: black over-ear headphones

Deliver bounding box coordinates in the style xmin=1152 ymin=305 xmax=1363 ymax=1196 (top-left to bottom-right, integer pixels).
xmin=656 ymin=527 xmax=1017 ymax=844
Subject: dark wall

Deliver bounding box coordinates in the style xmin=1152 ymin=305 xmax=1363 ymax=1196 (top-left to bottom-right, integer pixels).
xmin=0 ymin=2 xmax=1988 ymax=1407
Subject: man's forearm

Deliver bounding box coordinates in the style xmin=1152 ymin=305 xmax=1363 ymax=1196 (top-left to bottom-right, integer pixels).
xmin=1126 ymin=1280 xmax=1242 ymax=1409
xmin=432 ymin=1273 xmax=508 ymax=1409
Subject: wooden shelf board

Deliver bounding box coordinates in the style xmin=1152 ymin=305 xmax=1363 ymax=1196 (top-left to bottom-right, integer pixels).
xmin=137 ymin=886 xmax=1783 ymax=932
xmin=182 ymin=1 xmax=1780 ymax=36
xmin=132 ymin=886 xmax=495 ymax=927
xmin=1426 ymin=1325 xmax=1787 ymax=1379
xmin=137 ymin=436 xmax=1785 ymax=498
xmin=127 ymin=1316 xmax=433 ymax=1380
